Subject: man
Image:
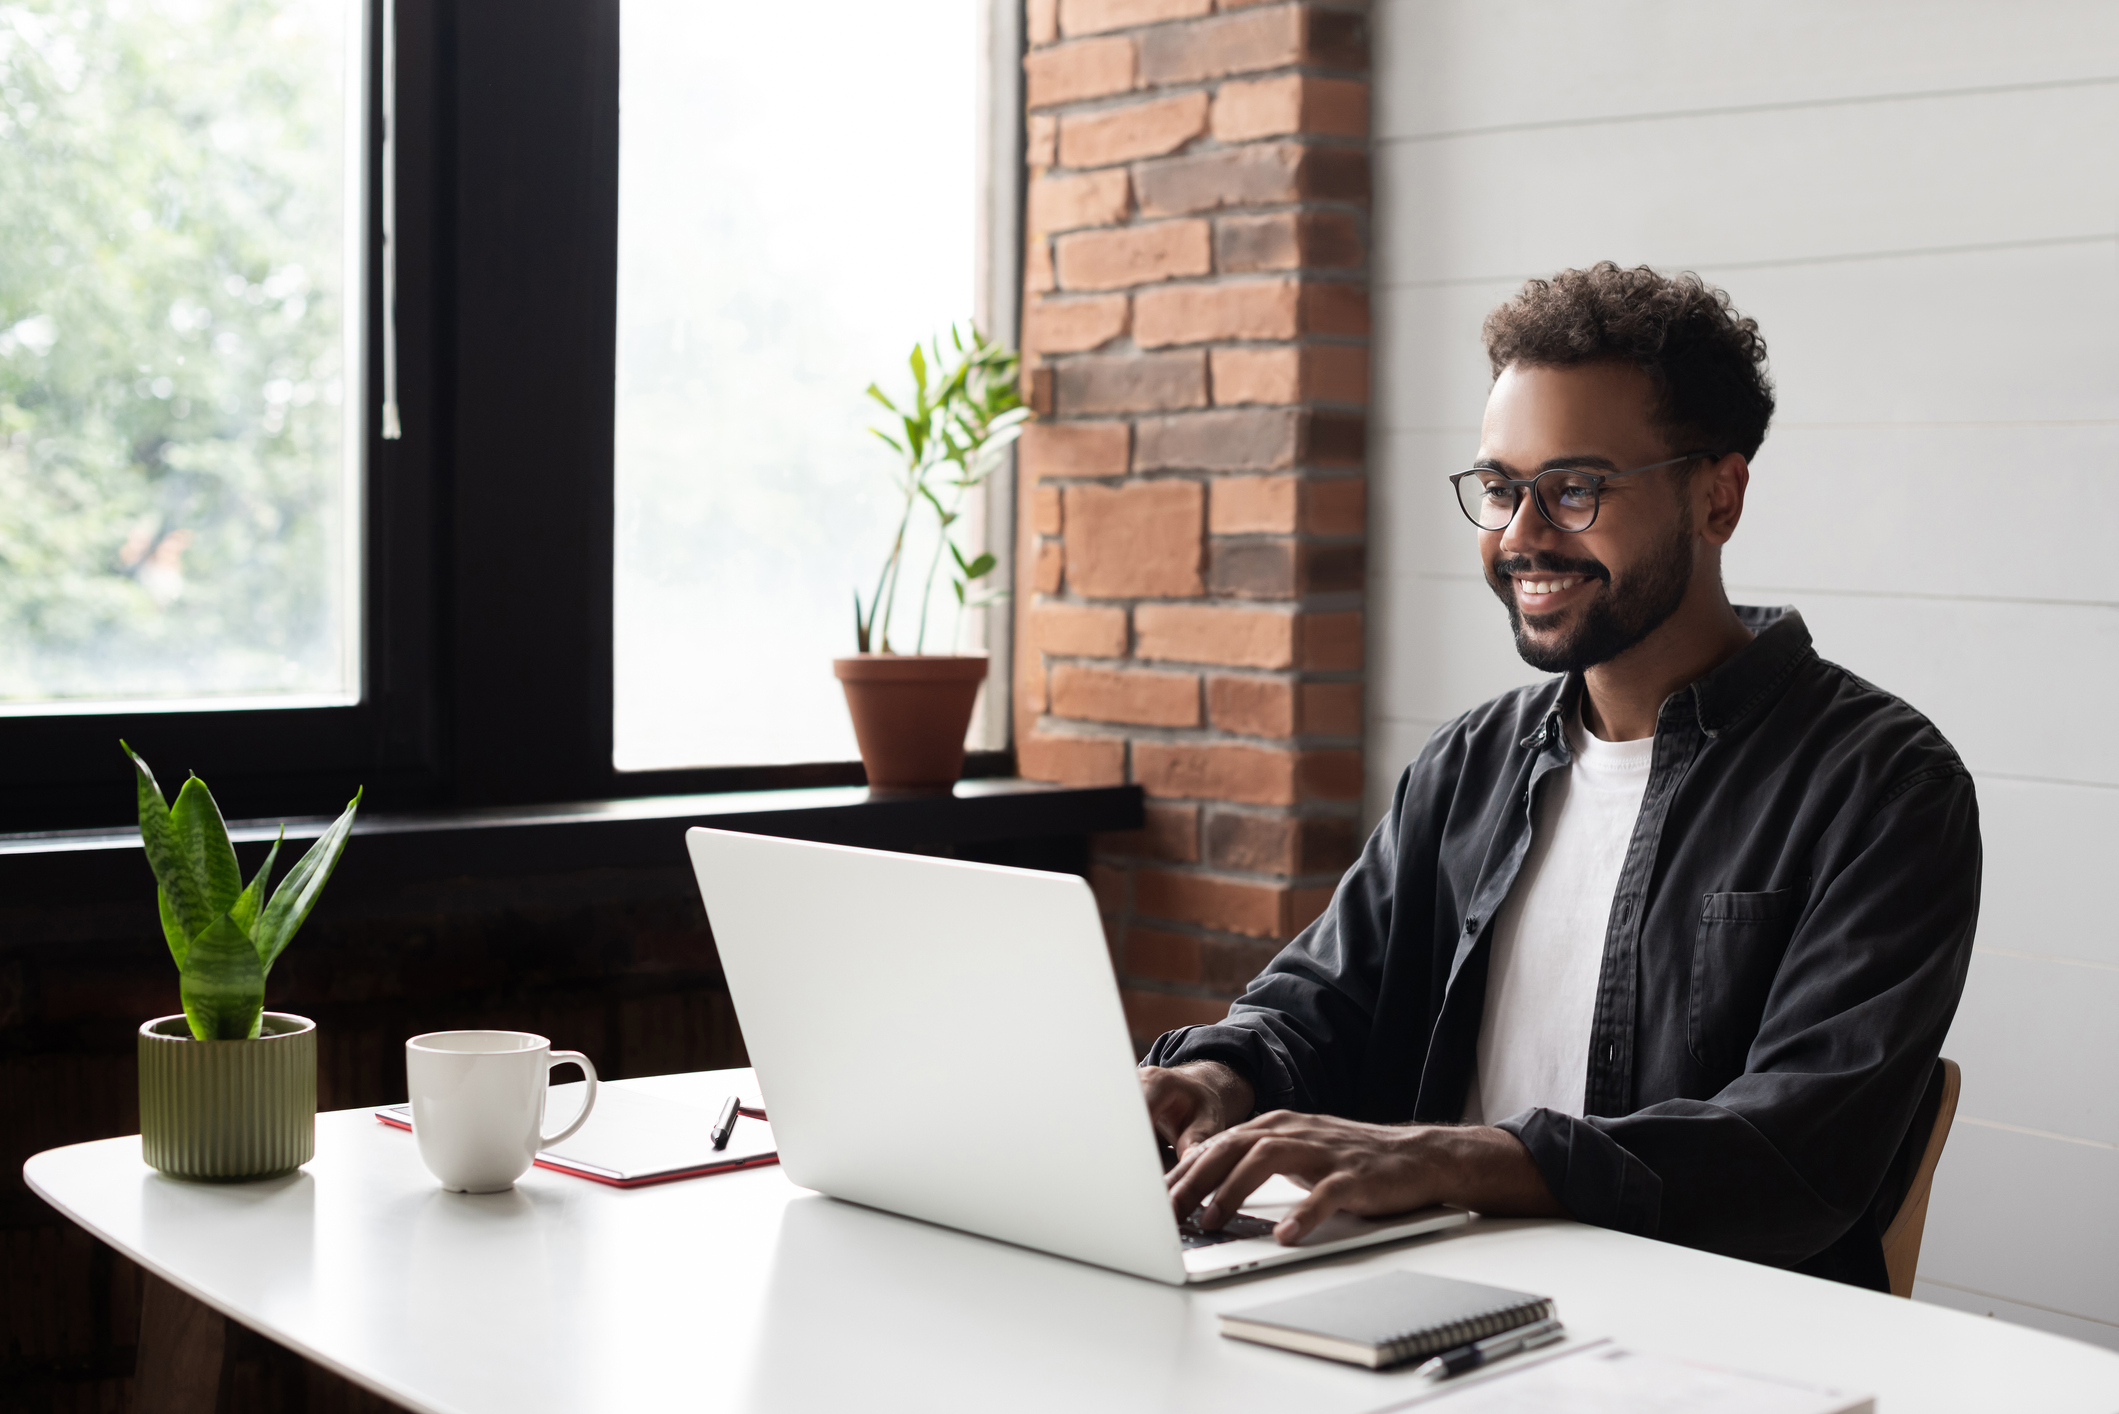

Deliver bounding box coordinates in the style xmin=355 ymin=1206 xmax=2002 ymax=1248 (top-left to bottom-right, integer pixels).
xmin=1140 ymin=262 xmax=1980 ymax=1291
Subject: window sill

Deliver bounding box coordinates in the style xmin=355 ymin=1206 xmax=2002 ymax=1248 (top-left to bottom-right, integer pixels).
xmin=0 ymin=778 xmax=1143 ymax=913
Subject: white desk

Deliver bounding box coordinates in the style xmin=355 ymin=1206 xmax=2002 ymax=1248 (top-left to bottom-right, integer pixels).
xmin=27 ymin=1069 xmax=2119 ymax=1413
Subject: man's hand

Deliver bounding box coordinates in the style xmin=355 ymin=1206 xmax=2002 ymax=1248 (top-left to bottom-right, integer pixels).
xmin=1138 ymin=1061 xmax=1255 ymax=1160
xmin=1165 ymin=1111 xmax=1562 ymax=1244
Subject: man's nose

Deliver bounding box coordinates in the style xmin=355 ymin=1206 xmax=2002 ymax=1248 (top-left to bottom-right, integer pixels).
xmin=1498 ymin=489 xmax=1562 ymax=560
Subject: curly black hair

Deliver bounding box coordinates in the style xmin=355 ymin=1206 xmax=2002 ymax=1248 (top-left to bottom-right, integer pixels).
xmin=1482 ymin=262 xmax=1776 ymax=460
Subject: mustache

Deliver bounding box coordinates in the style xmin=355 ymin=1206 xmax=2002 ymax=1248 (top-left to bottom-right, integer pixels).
xmin=1490 ymin=552 xmax=1611 ymax=584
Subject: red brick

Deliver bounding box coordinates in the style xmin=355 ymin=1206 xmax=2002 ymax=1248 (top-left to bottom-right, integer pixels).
xmin=1204 ymin=810 xmax=1297 ymax=874
xmin=1290 ymin=884 xmax=1336 ymax=933
xmin=1214 ymin=211 xmax=1364 ymax=273
xmin=1126 ymin=927 xmax=1203 ymax=984
xmin=1033 ymin=485 xmax=1064 ymax=535
xmin=1136 ymin=741 xmax=1298 ymax=804
xmin=1210 ymin=346 xmax=1299 ymax=406
xmin=1297 ymin=747 xmax=1363 ymax=800
xmin=1053 ymin=350 xmax=1209 ymax=415
xmin=1029 ymin=365 xmax=1056 ymax=415
xmin=1021 ymin=419 xmax=1131 ymax=479
xmin=1138 ymin=6 xmax=1365 ymax=84
xmin=1134 ymin=869 xmax=1290 ymax=938
xmin=1024 ymin=294 xmax=1130 ymax=354
xmin=1302 ymin=343 xmax=1369 ymax=403
xmin=1299 ymin=540 xmax=1365 ymax=593
xmin=1299 ymin=610 xmax=1363 ymax=669
xmin=1016 ymin=605 xmax=1049 ymax=713
xmin=1025 ymin=36 xmax=1137 ymax=109
xmin=1201 ymin=936 xmax=1282 ymax=992
xmin=1305 ymin=410 xmax=1367 ymax=466
xmin=1055 ymin=219 xmax=1211 ymax=290
xmin=1029 ymin=0 xmax=1059 ymax=45
xmin=1209 ymin=538 xmax=1297 ymax=598
xmin=1061 ymin=0 xmax=1211 ymax=37
xmin=1019 ymin=732 xmax=1128 ymax=785
xmin=1207 ymin=675 xmax=1295 ymax=736
xmin=1134 ymin=279 xmax=1299 ymax=348
xmin=1051 ymin=664 xmax=1201 ymax=726
xmin=1206 ymin=811 xmax=1361 ymax=875
xmin=1211 ymin=74 xmax=1369 ymax=142
xmin=1058 ymin=92 xmax=1209 ymax=168
xmin=1027 ymin=233 xmax=1056 ymax=292
xmin=1210 ymin=474 xmax=1299 ymax=533
xmin=1034 ymin=539 xmax=1064 ymax=593
xmin=1028 ymin=169 xmax=1132 ymax=234
xmin=1301 ymin=282 xmax=1370 ymax=337
xmin=1089 ymin=861 xmax=1130 ymax=916
xmin=1137 ymin=144 xmax=1369 ymax=217
xmin=1136 ymin=603 xmax=1295 ymax=667
xmin=1028 ymin=601 xmax=1130 ymax=656
xmin=1028 ymin=113 xmax=1058 ymax=168
xmin=1302 ymin=476 xmax=1365 ymax=534
xmin=1134 ymin=407 xmax=1301 ymax=471
xmin=1138 ymin=143 xmax=1299 ymax=215
xmin=1063 ymin=478 xmax=1204 ymax=596
xmin=1300 ymin=680 xmax=1362 ymax=736
xmin=1206 ymin=346 xmax=1367 ymax=405
xmin=1096 ymin=801 xmax=1201 ymax=863
xmin=1122 ymin=988 xmax=1233 ymax=1041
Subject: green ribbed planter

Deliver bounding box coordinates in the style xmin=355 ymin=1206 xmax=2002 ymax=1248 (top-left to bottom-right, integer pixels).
xmin=138 ymin=1013 xmax=317 ymax=1181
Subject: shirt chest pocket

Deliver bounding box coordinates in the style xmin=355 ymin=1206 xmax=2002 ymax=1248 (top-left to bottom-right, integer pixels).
xmin=1688 ymin=886 xmax=1804 ymax=1073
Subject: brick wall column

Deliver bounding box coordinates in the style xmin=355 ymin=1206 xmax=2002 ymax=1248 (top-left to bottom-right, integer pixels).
xmin=1013 ymin=0 xmax=1370 ymax=1049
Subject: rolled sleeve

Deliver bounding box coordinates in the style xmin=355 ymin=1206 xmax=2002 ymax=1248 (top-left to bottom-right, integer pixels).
xmin=1495 ymin=1108 xmax=1663 ymax=1237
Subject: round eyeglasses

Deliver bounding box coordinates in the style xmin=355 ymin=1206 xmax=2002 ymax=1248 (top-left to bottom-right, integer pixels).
xmin=1448 ymin=452 xmax=1719 ymax=533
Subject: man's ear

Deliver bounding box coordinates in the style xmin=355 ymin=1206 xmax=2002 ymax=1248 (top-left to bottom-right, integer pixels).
xmin=1699 ymin=453 xmax=1748 ymax=545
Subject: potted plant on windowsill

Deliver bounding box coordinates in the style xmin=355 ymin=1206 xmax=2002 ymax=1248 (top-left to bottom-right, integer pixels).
xmin=839 ymin=326 xmax=1027 ymax=792
xmin=124 ymin=742 xmax=360 ymax=1181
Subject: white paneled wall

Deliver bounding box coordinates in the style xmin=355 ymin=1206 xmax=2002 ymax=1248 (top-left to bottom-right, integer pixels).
xmin=1368 ymin=1 xmax=2119 ymax=1348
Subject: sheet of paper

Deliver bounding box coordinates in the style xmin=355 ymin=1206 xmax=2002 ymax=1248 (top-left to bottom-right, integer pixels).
xmin=1374 ymin=1341 xmax=1872 ymax=1414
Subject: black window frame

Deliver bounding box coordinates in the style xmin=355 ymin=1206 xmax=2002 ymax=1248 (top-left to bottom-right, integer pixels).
xmin=0 ymin=0 xmax=1008 ymax=836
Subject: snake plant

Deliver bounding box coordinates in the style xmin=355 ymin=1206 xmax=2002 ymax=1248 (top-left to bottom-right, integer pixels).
xmin=123 ymin=742 xmax=361 ymax=1041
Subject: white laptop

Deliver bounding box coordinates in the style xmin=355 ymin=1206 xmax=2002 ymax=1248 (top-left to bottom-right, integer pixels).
xmin=686 ymin=827 xmax=1468 ymax=1285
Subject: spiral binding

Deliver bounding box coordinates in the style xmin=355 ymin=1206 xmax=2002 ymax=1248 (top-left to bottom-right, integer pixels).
xmin=1380 ymin=1296 xmax=1555 ymax=1366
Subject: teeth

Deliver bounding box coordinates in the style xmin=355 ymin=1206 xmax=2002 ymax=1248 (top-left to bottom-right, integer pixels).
xmin=1519 ymin=577 xmax=1578 ymax=596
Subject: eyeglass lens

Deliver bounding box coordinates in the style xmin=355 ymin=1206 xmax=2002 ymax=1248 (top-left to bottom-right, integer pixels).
xmin=1457 ymin=469 xmax=1603 ymax=531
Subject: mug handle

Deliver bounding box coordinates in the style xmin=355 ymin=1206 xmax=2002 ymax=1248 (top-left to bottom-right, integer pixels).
xmin=541 ymin=1051 xmax=600 ymax=1147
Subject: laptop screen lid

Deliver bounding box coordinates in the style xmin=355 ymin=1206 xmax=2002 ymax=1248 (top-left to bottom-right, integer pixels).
xmin=686 ymin=827 xmax=1188 ymax=1284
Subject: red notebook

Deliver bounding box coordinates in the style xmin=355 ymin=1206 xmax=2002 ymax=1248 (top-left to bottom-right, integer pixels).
xmin=376 ymin=1082 xmax=778 ymax=1188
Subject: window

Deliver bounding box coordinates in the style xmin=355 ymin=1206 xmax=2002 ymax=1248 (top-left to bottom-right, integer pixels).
xmin=0 ymin=0 xmax=359 ymax=713
xmin=612 ymin=0 xmax=983 ymax=772
xmin=0 ymin=0 xmax=1023 ymax=834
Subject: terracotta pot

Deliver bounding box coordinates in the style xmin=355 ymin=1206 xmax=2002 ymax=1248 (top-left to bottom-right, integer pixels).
xmin=833 ymin=654 xmax=989 ymax=791
xmin=138 ymin=1012 xmax=317 ymax=1181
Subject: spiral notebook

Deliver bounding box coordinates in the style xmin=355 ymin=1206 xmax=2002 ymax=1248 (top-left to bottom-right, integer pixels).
xmin=1219 ymin=1270 xmax=1554 ymax=1369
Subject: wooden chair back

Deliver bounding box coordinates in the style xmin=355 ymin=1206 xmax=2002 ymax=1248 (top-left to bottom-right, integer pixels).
xmin=1881 ymin=1056 xmax=1962 ymax=1298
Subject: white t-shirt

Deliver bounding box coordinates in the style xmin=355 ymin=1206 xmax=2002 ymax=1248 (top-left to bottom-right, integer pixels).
xmin=1462 ymin=707 xmax=1654 ymax=1125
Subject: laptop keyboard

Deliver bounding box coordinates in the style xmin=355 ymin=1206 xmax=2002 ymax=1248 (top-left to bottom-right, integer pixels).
xmin=1177 ymin=1213 xmax=1278 ymax=1248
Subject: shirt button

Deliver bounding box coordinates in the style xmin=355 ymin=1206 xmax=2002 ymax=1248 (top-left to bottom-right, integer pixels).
xmin=1606 ymin=1042 xmax=1617 ymax=1062
xmin=1463 ymin=917 xmax=1478 ymax=935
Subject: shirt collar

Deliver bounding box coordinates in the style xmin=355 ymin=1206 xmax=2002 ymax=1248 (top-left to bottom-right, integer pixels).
xmin=1520 ymin=605 xmax=1813 ymax=749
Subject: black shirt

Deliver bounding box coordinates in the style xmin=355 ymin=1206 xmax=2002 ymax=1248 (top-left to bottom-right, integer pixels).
xmin=1145 ymin=606 xmax=1981 ymax=1289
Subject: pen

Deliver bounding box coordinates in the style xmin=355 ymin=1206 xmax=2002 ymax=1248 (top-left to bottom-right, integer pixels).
xmin=1414 ymin=1317 xmax=1566 ymax=1379
xmin=710 ymin=1094 xmax=740 ymax=1150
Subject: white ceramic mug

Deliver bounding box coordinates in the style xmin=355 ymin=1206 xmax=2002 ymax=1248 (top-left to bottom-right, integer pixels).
xmin=405 ymin=1030 xmax=599 ymax=1192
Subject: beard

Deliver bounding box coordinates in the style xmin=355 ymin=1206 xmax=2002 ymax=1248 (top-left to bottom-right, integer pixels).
xmin=1488 ymin=511 xmax=1697 ymax=674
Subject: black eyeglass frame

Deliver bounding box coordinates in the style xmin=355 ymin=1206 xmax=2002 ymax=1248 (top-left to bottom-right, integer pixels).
xmin=1448 ymin=451 xmax=1722 ymax=533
